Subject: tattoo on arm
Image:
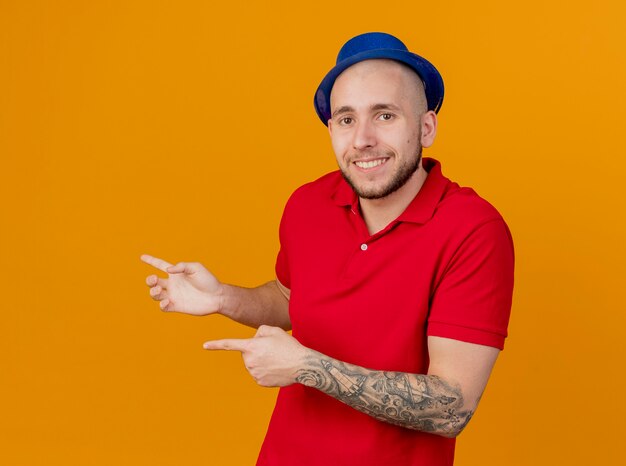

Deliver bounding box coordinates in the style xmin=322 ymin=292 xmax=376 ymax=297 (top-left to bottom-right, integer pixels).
xmin=295 ymin=358 xmax=474 ymax=437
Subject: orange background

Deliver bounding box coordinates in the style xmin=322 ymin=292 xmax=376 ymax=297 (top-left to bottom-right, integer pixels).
xmin=1 ymin=1 xmax=625 ymax=465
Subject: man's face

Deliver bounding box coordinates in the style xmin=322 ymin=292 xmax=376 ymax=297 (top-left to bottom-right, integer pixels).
xmin=328 ymin=59 xmax=429 ymax=200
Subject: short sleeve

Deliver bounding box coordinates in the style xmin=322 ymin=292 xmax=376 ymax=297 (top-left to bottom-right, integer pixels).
xmin=427 ymin=218 xmax=515 ymax=350
xmin=275 ymin=199 xmax=292 ymax=289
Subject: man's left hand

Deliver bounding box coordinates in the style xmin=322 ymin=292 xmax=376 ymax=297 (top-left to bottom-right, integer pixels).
xmin=203 ymin=325 xmax=309 ymax=387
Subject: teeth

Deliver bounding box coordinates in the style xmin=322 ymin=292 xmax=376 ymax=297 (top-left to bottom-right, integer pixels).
xmin=355 ymin=159 xmax=386 ymax=169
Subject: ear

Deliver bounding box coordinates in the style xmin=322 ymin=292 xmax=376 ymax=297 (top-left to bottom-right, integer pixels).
xmin=327 ymin=118 xmax=334 ymax=136
xmin=420 ymin=110 xmax=438 ymax=148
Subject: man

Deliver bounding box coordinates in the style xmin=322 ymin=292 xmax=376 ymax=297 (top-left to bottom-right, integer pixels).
xmin=142 ymin=32 xmax=514 ymax=465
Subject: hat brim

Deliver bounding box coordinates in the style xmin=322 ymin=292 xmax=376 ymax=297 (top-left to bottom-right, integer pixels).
xmin=314 ymin=49 xmax=444 ymax=126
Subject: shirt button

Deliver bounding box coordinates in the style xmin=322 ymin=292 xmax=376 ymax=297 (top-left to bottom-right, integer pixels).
xmin=360 ymin=243 xmax=368 ymax=251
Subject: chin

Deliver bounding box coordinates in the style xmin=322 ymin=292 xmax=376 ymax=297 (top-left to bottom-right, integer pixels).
xmin=352 ymin=180 xmax=398 ymax=200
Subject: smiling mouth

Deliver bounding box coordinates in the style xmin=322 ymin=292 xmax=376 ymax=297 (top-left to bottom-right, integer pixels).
xmin=354 ymin=158 xmax=388 ymax=169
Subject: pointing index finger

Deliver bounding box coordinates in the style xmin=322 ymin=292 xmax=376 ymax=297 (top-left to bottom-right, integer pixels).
xmin=203 ymin=339 xmax=250 ymax=352
xmin=140 ymin=254 xmax=173 ymax=273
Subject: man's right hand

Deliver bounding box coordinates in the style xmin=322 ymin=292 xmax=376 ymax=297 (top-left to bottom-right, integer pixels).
xmin=141 ymin=254 xmax=223 ymax=315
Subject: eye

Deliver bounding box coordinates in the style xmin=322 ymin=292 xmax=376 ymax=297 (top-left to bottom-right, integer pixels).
xmin=339 ymin=117 xmax=353 ymax=125
xmin=378 ymin=113 xmax=394 ymax=121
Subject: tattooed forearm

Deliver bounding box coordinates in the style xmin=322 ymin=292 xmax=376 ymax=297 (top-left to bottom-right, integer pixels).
xmin=295 ymin=358 xmax=474 ymax=437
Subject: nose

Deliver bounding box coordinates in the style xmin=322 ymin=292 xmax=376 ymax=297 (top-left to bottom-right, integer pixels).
xmin=352 ymin=119 xmax=377 ymax=151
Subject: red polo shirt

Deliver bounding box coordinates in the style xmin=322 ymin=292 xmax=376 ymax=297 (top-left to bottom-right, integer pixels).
xmin=257 ymin=158 xmax=514 ymax=466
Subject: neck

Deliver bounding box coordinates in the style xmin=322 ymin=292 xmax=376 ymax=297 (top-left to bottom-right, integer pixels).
xmin=359 ymin=164 xmax=428 ymax=235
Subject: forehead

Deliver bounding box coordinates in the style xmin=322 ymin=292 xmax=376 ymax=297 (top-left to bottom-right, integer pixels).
xmin=330 ymin=59 xmax=420 ymax=109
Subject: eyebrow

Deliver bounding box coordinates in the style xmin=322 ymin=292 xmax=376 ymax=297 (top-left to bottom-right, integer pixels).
xmin=331 ymin=103 xmax=402 ymax=119
xmin=371 ymin=103 xmax=402 ymax=112
xmin=331 ymin=106 xmax=355 ymax=119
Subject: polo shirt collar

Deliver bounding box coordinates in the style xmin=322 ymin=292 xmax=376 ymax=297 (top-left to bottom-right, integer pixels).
xmin=332 ymin=157 xmax=450 ymax=225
